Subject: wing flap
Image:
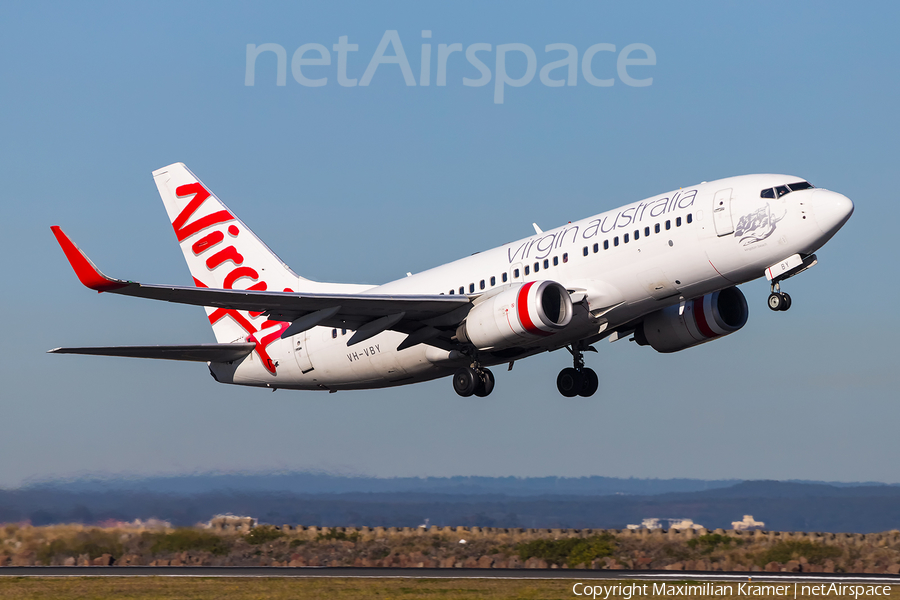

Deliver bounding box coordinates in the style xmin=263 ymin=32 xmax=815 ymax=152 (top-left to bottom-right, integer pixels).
xmin=113 ymin=282 xmax=467 ymax=320
xmin=47 ymin=343 xmax=257 ymax=362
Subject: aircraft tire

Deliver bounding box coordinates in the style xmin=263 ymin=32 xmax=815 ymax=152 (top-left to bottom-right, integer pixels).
xmin=474 ymin=368 xmax=495 ymax=397
xmin=453 ymin=367 xmax=478 ymax=397
xmin=579 ymin=368 xmax=599 ymax=397
xmin=557 ymin=367 xmax=583 ymax=397
xmin=780 ymin=292 xmax=792 ymax=311
xmin=767 ymin=293 xmax=784 ymax=311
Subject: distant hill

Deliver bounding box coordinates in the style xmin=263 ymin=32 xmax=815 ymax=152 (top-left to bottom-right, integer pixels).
xmin=18 ymin=473 xmax=742 ymax=496
xmin=681 ymin=480 xmax=900 ymax=499
xmin=1 ymin=476 xmax=899 ymax=533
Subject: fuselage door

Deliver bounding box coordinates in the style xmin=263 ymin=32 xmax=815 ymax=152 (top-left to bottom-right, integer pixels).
xmin=713 ymin=188 xmax=735 ymax=236
xmin=293 ymin=330 xmax=315 ymax=374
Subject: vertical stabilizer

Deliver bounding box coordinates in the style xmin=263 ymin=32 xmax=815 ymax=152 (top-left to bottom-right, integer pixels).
xmin=152 ymin=163 xmax=303 ymax=344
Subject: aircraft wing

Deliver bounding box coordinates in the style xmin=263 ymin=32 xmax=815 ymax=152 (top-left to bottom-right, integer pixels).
xmin=48 ymin=343 xmax=257 ymax=362
xmin=51 ymin=226 xmax=471 ymax=347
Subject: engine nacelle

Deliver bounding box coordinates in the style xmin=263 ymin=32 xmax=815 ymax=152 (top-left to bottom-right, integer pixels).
xmin=456 ymin=280 xmax=574 ymax=350
xmin=634 ymin=286 xmax=749 ymax=353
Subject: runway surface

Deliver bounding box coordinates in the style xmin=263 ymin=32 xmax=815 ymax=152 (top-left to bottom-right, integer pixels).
xmin=1 ymin=566 xmax=899 ymax=583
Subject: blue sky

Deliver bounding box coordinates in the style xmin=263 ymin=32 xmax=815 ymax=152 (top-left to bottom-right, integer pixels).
xmin=1 ymin=1 xmax=898 ymax=488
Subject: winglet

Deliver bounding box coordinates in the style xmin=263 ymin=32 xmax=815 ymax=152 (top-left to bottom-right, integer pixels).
xmin=50 ymin=226 xmax=128 ymax=292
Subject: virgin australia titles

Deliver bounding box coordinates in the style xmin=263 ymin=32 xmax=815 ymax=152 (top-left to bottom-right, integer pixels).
xmin=244 ymin=30 xmax=656 ymax=104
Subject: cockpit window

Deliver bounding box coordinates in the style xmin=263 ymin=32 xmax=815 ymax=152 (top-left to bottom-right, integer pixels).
xmin=788 ymin=181 xmax=813 ymax=192
xmin=760 ymin=181 xmax=814 ymax=199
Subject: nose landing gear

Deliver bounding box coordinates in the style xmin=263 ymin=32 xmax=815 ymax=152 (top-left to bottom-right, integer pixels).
xmin=453 ymin=364 xmax=495 ymax=397
xmin=557 ymin=344 xmax=599 ymax=397
xmin=767 ymin=281 xmax=792 ymax=312
xmin=765 ymin=253 xmax=818 ymax=312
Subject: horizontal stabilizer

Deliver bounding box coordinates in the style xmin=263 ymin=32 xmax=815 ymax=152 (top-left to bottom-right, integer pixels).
xmin=47 ymin=343 xmax=256 ymax=362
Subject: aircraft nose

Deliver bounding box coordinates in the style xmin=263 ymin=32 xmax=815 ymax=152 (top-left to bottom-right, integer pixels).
xmin=811 ymin=189 xmax=854 ymax=236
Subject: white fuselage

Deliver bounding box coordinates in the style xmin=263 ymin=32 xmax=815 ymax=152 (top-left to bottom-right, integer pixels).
xmin=209 ymin=174 xmax=852 ymax=391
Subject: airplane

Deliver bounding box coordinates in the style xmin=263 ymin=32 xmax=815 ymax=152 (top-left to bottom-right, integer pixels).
xmin=49 ymin=163 xmax=853 ymax=397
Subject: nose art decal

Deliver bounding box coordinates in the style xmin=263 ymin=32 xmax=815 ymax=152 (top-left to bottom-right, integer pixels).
xmin=734 ymin=203 xmax=786 ymax=246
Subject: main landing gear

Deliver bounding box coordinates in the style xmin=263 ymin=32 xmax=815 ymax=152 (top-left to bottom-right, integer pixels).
xmin=453 ymin=364 xmax=495 ymax=397
xmin=767 ymin=281 xmax=792 ymax=312
xmin=556 ymin=344 xmax=599 ymax=397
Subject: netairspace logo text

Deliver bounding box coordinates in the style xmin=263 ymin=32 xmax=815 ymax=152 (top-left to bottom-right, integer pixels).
xmin=245 ymin=30 xmax=656 ymax=104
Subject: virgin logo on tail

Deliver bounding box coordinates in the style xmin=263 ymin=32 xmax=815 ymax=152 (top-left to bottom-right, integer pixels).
xmin=172 ymin=183 xmax=234 ymax=242
xmin=174 ymin=183 xmax=290 ymax=374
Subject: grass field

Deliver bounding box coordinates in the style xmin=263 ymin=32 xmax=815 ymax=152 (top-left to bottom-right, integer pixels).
xmin=1 ymin=578 xmax=897 ymax=600
xmin=3 ymin=577 xmax=567 ymax=599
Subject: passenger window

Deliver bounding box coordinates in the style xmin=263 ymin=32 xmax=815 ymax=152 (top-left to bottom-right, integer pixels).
xmin=449 ymin=289 xmax=455 ymax=295
xmin=593 ymin=243 xmax=599 ymax=253
xmin=332 ymin=329 xmax=337 ymax=339
xmin=479 ymin=280 xmax=485 ymax=290
xmin=503 ymin=272 xmax=509 ymax=282
xmin=624 ymin=233 xmax=629 ymax=243
xmin=655 ymin=223 xmax=660 ymax=234
xmin=603 ymin=240 xmax=609 ymax=250
xmin=761 ymin=188 xmax=775 ymax=199
xmin=524 ymin=265 xmax=530 ymax=275
xmin=342 ymin=328 xmax=347 ymax=335
xmin=645 ymin=226 xmax=650 ymax=237
xmin=543 ymin=259 xmax=549 ymax=269
xmin=562 ymin=253 xmax=568 ymax=263
xmin=490 ymin=276 xmax=496 ymax=286
xmin=665 ymin=220 xmax=671 ymax=230
xmin=614 ymin=236 xmax=619 ymax=246
xmin=553 ymin=256 xmax=558 ymax=266
xmin=634 ymin=230 xmax=639 ymax=240
xmin=775 ymin=185 xmax=789 ymax=198
xmin=687 ymin=213 xmax=693 ymax=224
xmin=459 ymin=286 xmax=464 ymax=295
xmin=583 ymin=246 xmax=588 ymax=256
xmin=676 ymin=217 xmax=682 ymax=227
xmin=513 ymin=269 xmax=519 ymax=278
xmin=469 ymin=283 xmax=475 ymax=294
xmin=534 ymin=262 xmax=540 ymax=273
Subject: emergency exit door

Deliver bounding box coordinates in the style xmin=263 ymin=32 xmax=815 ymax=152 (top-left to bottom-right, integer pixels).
xmin=293 ymin=331 xmax=315 ymax=373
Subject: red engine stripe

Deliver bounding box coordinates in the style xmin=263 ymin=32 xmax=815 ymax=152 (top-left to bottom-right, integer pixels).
xmin=693 ymin=297 xmax=718 ymax=339
xmin=516 ymin=281 xmax=553 ymax=337
xmin=517 ymin=282 xmax=540 ymax=335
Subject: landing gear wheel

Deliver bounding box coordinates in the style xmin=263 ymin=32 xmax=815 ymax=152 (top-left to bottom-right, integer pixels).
xmin=557 ymin=367 xmax=584 ymax=398
xmin=579 ymin=368 xmax=599 ymax=397
xmin=473 ymin=368 xmax=495 ymax=397
xmin=453 ymin=367 xmax=478 ymax=397
xmin=767 ymin=292 xmax=784 ymax=311
xmin=768 ymin=279 xmax=793 ymax=312
xmin=780 ymin=292 xmax=792 ymax=311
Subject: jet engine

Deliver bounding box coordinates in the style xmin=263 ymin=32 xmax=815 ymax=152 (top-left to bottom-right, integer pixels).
xmin=456 ymin=280 xmax=573 ymax=350
xmin=634 ymin=286 xmax=749 ymax=353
